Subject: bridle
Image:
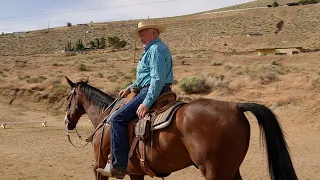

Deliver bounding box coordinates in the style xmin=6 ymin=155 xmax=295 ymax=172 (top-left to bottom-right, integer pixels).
xmin=65 ymin=87 xmax=90 ymax=148
xmin=65 ymin=87 xmax=121 ymax=148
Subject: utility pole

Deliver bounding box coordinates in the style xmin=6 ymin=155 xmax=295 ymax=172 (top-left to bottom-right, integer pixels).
xmin=47 ymin=21 xmax=50 ymax=32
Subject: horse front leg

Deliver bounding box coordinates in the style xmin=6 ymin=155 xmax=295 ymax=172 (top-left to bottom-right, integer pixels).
xmin=93 ymin=128 xmax=111 ymax=180
xmin=130 ymin=175 xmax=144 ymax=180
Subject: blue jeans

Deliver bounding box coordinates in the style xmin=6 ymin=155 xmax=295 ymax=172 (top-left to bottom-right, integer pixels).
xmin=110 ymin=87 xmax=148 ymax=170
xmin=110 ymin=85 xmax=172 ymax=170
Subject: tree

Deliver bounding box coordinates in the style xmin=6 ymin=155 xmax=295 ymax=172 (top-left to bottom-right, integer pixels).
xmin=89 ymin=40 xmax=95 ymax=49
xmin=94 ymin=38 xmax=100 ymax=49
xmin=75 ymin=39 xmax=84 ymax=51
xmin=67 ymin=22 xmax=72 ymax=27
xmin=65 ymin=41 xmax=74 ymax=51
xmin=107 ymin=36 xmax=127 ymax=49
xmin=298 ymin=0 xmax=319 ymax=4
xmin=99 ymin=37 xmax=106 ymax=49
xmin=273 ymin=1 xmax=279 ymax=7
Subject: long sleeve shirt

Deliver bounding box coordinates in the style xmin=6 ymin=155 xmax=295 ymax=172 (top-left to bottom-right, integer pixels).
xmin=128 ymin=38 xmax=174 ymax=108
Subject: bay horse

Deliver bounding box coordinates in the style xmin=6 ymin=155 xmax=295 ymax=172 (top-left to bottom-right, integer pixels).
xmin=64 ymin=76 xmax=298 ymax=180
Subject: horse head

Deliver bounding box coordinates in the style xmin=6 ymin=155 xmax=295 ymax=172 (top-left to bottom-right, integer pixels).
xmin=64 ymin=76 xmax=86 ymax=130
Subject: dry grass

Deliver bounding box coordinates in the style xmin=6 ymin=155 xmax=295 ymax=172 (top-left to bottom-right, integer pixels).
xmin=207 ymin=0 xmax=304 ymax=12
xmin=0 ymin=1 xmax=318 ymax=116
xmin=0 ymin=4 xmax=319 ymax=56
xmin=309 ymin=76 xmax=320 ymax=90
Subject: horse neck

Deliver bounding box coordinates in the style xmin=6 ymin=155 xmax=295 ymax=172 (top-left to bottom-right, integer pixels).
xmin=78 ymin=90 xmax=113 ymax=128
xmin=85 ymin=104 xmax=106 ymax=128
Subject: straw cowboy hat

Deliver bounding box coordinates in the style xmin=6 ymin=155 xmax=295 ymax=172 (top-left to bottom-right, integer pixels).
xmin=130 ymin=21 xmax=166 ymax=39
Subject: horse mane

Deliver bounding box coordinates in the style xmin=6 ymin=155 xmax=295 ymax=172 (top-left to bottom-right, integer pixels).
xmin=76 ymin=81 xmax=115 ymax=109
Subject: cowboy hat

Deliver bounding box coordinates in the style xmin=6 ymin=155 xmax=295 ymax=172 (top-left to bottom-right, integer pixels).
xmin=130 ymin=21 xmax=166 ymax=39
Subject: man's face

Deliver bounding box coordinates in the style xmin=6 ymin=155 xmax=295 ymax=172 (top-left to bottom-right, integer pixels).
xmin=138 ymin=28 xmax=156 ymax=46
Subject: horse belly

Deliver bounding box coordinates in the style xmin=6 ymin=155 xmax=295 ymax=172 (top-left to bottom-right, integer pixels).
xmin=145 ymin=127 xmax=193 ymax=174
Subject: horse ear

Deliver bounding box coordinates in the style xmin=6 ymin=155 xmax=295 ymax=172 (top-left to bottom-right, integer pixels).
xmin=65 ymin=76 xmax=75 ymax=88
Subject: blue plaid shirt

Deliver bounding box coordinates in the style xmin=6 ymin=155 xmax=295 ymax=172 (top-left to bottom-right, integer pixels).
xmin=128 ymin=38 xmax=173 ymax=108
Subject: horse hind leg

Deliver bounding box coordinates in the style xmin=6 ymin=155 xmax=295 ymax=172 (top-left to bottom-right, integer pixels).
xmin=198 ymin=162 xmax=221 ymax=180
xmin=193 ymin=156 xmax=244 ymax=180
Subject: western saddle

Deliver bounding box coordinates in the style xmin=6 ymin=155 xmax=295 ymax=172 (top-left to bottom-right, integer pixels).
xmin=105 ymin=86 xmax=186 ymax=177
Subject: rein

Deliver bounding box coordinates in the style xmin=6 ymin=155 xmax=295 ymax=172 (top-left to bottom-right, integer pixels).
xmin=65 ymin=97 xmax=121 ymax=149
xmin=66 ymin=127 xmax=91 ymax=148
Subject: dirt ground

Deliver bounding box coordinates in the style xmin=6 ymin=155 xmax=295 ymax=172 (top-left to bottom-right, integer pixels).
xmin=1 ymin=64 xmax=320 ymax=180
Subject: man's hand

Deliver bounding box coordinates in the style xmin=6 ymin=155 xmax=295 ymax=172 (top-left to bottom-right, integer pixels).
xmin=136 ymin=104 xmax=149 ymax=119
xmin=118 ymin=88 xmax=130 ymax=98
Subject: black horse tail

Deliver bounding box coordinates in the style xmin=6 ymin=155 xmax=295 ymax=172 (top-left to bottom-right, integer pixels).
xmin=238 ymin=103 xmax=298 ymax=180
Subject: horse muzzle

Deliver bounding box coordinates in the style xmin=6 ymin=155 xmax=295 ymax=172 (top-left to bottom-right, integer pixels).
xmin=64 ymin=113 xmax=76 ymax=130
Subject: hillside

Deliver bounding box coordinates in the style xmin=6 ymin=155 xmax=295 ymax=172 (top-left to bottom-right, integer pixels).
xmin=0 ymin=3 xmax=319 ymax=56
xmin=208 ymin=0 xmax=302 ymax=12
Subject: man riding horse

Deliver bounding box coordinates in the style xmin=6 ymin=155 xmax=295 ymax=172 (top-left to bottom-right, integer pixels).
xmin=96 ymin=21 xmax=174 ymax=179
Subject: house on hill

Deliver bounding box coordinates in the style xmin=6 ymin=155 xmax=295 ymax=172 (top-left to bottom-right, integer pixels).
xmin=12 ymin=31 xmax=26 ymax=35
xmin=256 ymin=47 xmax=303 ymax=56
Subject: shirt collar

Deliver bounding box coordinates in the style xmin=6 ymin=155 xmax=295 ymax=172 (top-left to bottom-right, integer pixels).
xmin=144 ymin=38 xmax=160 ymax=51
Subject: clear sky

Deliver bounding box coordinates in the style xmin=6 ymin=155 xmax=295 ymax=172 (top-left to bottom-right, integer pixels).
xmin=0 ymin=0 xmax=253 ymax=33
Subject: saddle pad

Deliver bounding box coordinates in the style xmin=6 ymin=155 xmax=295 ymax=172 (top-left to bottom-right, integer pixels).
xmin=152 ymin=101 xmax=186 ymax=131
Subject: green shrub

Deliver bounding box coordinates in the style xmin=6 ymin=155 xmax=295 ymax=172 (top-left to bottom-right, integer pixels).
xmin=203 ymin=74 xmax=229 ymax=90
xmin=258 ymin=72 xmax=279 ymax=84
xmin=179 ymin=77 xmax=209 ymax=94
xmin=107 ymin=36 xmax=127 ymax=49
xmin=26 ymin=75 xmax=47 ymax=83
xmin=211 ymin=61 xmax=222 ymax=66
xmin=195 ymin=54 xmax=202 ymax=58
xmin=107 ymin=75 xmax=118 ymax=82
xmin=180 ymin=60 xmax=186 ymax=65
xmin=97 ymin=73 xmax=104 ymax=78
xmin=53 ymin=63 xmax=63 ymax=66
xmin=246 ymin=63 xmax=285 ymax=84
xmin=52 ymin=84 xmax=69 ymax=95
xmin=79 ymin=64 xmax=88 ymax=71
